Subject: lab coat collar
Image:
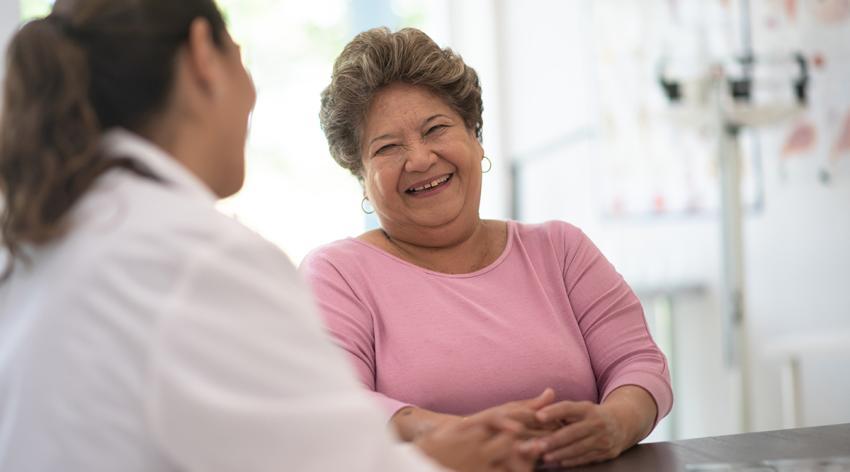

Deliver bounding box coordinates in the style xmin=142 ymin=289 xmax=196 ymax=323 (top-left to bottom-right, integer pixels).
xmin=99 ymin=128 xmax=218 ymax=205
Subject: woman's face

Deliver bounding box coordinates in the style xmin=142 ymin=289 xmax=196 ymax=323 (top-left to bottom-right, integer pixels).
xmin=360 ymin=82 xmax=484 ymax=242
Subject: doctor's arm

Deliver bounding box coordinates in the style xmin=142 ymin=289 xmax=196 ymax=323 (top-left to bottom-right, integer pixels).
xmin=143 ymin=228 xmax=526 ymax=472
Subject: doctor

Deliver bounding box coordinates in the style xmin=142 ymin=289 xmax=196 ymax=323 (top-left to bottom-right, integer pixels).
xmin=0 ymin=1 xmax=539 ymax=471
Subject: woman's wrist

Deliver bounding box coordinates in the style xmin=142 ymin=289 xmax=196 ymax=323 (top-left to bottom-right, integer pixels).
xmin=600 ymin=386 xmax=657 ymax=448
xmin=391 ymin=406 xmax=463 ymax=442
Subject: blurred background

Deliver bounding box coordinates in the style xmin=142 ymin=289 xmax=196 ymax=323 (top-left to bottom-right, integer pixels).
xmin=2 ymin=0 xmax=848 ymax=443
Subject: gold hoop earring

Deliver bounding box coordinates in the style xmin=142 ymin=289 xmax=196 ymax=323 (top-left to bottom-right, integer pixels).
xmin=361 ymin=196 xmax=375 ymax=214
xmin=481 ymin=156 xmax=492 ymax=173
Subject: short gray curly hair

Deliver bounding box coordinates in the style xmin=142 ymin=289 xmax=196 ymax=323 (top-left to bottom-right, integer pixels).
xmin=319 ymin=27 xmax=483 ymax=180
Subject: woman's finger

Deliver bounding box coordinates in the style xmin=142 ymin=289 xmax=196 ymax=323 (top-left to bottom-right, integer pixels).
xmin=516 ymin=438 xmax=546 ymax=458
xmin=535 ymin=401 xmax=593 ymax=424
xmin=506 ymin=409 xmax=546 ymax=430
xmin=543 ymin=432 xmax=609 ymax=463
xmin=480 ymin=432 xmax=516 ymax=464
xmin=540 ymin=419 xmax=596 ymax=453
xmin=492 ymin=416 xmax=526 ymax=435
xmin=519 ymin=428 xmax=551 ymax=440
xmin=467 ymin=410 xmax=524 ymax=435
xmin=504 ymin=446 xmax=540 ymax=472
xmin=520 ymin=387 xmax=556 ymax=410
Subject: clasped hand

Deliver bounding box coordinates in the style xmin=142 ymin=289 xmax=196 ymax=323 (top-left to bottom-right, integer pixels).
xmin=414 ymin=388 xmax=633 ymax=471
xmin=416 ymin=389 xmax=555 ymax=472
xmin=470 ymin=389 xmax=631 ymax=469
xmin=534 ymin=399 xmax=628 ymax=468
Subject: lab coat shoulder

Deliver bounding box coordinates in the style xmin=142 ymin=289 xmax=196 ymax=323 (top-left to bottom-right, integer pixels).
xmin=101 ymin=178 xmax=445 ymax=472
xmin=54 ymin=172 xmax=250 ymax=317
xmin=80 ymin=171 xmax=245 ymax=254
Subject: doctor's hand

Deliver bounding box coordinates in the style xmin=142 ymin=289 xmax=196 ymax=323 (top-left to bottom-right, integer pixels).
xmin=414 ymin=411 xmax=541 ymax=472
xmin=534 ymin=386 xmax=657 ymax=468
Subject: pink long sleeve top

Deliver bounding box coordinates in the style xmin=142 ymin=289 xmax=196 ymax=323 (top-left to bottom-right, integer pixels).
xmin=300 ymin=220 xmax=673 ymax=424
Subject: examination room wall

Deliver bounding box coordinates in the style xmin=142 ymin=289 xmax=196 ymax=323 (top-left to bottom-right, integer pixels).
xmin=469 ymin=0 xmax=850 ymax=439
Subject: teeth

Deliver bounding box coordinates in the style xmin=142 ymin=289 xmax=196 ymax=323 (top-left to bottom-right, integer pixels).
xmin=410 ymin=174 xmax=450 ymax=193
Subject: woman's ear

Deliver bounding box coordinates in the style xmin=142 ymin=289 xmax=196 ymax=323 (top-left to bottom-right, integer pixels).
xmin=183 ymin=18 xmax=219 ymax=96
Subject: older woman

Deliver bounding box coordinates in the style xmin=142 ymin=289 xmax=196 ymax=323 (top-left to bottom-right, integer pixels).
xmin=302 ymin=27 xmax=673 ymax=468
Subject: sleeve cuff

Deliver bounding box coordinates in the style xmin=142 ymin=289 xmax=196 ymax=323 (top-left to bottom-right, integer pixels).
xmin=367 ymin=390 xmax=415 ymax=423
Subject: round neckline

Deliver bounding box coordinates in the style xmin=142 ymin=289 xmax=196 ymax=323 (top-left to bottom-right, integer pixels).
xmin=347 ymin=220 xmax=516 ymax=279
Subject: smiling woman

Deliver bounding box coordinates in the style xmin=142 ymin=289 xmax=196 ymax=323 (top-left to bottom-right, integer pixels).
xmin=360 ymin=82 xmax=487 ymax=256
xmin=302 ymin=26 xmax=674 ymax=469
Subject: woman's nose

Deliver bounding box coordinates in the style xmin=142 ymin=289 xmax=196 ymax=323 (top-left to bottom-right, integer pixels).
xmin=404 ymin=144 xmax=437 ymax=173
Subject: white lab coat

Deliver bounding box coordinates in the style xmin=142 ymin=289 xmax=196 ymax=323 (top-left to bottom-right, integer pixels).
xmin=0 ymin=129 xmax=443 ymax=472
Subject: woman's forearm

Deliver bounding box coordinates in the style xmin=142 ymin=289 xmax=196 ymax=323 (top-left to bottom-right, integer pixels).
xmin=601 ymin=385 xmax=658 ymax=447
xmin=390 ymin=406 xmax=463 ymax=442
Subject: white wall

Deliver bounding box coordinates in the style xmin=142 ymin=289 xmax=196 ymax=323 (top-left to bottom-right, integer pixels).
xmin=0 ymin=0 xmax=21 ymax=89
xmin=450 ymin=0 xmax=850 ymax=440
xmin=497 ymin=0 xmax=737 ymax=440
xmin=746 ymin=95 xmax=850 ymax=432
xmin=745 ymin=0 xmax=850 ymax=431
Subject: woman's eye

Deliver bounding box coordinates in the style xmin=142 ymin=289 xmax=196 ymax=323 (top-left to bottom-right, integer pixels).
xmin=426 ymin=124 xmax=448 ymax=135
xmin=376 ymin=144 xmax=396 ymax=155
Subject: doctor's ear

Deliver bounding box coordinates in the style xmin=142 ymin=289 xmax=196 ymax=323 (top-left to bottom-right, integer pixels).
xmin=183 ymin=18 xmax=221 ymax=96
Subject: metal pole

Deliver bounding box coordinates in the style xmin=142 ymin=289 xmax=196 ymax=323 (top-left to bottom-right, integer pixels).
xmin=718 ymin=120 xmax=752 ymax=433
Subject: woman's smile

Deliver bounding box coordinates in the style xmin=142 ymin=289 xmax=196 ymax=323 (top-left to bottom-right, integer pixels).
xmin=404 ymin=173 xmax=453 ymax=197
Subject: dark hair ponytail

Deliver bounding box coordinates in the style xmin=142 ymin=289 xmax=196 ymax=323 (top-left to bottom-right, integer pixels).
xmin=0 ymin=17 xmax=104 ymax=265
xmin=0 ymin=0 xmax=227 ymax=280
